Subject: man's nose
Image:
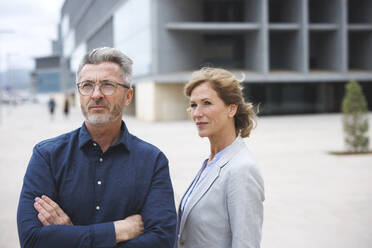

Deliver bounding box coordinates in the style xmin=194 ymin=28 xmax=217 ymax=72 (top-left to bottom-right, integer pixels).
xmin=91 ymin=84 xmax=103 ymax=99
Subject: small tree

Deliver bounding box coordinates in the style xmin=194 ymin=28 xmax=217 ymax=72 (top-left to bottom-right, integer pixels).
xmin=342 ymin=80 xmax=369 ymax=153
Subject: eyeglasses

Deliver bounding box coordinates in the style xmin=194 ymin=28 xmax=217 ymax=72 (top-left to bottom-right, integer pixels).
xmin=76 ymin=80 xmax=130 ymax=96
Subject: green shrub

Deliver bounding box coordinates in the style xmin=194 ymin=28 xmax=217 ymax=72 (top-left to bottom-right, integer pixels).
xmin=342 ymin=81 xmax=369 ymax=152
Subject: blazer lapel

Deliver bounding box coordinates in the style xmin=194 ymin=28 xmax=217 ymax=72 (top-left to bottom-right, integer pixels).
xmin=178 ymin=160 xmax=223 ymax=235
xmin=178 ymin=137 xmax=245 ymax=235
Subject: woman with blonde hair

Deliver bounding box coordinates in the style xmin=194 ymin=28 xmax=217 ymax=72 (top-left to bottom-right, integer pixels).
xmin=176 ymin=67 xmax=264 ymax=248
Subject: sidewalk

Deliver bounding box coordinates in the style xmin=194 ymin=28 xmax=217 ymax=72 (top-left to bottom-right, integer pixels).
xmin=0 ymin=103 xmax=371 ymax=248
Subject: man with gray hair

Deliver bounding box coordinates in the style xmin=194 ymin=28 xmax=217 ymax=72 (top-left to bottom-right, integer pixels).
xmin=17 ymin=47 xmax=177 ymax=247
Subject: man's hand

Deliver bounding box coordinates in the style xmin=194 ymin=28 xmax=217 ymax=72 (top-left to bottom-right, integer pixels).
xmin=34 ymin=195 xmax=73 ymax=226
xmin=114 ymin=214 xmax=144 ymax=243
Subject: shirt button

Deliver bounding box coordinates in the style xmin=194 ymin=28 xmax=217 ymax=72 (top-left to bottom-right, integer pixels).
xmin=179 ymin=239 xmax=185 ymax=246
xmin=97 ymin=180 xmax=102 ymax=185
xmin=93 ymin=143 xmax=97 ymax=147
xmin=99 ymin=157 xmax=103 ymax=162
xmin=96 ymin=206 xmax=100 ymax=211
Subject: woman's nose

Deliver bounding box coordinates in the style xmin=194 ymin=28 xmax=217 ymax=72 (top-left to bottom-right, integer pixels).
xmin=192 ymin=106 xmax=202 ymax=118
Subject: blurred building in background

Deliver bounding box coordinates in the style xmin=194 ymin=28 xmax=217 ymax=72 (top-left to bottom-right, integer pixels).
xmin=32 ymin=55 xmax=61 ymax=93
xmin=45 ymin=0 xmax=372 ymax=120
xmin=31 ymin=27 xmax=63 ymax=94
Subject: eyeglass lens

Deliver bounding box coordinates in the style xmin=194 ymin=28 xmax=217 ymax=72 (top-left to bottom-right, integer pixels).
xmin=79 ymin=82 xmax=116 ymax=96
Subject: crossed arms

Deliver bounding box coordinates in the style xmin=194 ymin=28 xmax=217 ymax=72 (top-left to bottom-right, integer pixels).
xmin=17 ymin=146 xmax=177 ymax=248
xmin=33 ymin=195 xmax=144 ymax=243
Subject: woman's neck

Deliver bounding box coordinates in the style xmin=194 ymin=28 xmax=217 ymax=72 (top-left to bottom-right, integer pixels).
xmin=208 ymin=127 xmax=237 ymax=162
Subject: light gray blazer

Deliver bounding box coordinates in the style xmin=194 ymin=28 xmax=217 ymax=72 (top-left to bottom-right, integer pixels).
xmin=176 ymin=137 xmax=265 ymax=248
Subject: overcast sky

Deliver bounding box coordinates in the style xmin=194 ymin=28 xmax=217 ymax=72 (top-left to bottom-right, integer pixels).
xmin=0 ymin=0 xmax=64 ymax=72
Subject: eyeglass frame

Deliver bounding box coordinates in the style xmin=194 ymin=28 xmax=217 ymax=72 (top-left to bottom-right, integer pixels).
xmin=76 ymin=80 xmax=130 ymax=96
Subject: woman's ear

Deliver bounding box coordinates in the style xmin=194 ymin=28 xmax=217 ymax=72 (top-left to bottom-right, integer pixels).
xmin=228 ymin=104 xmax=238 ymax=118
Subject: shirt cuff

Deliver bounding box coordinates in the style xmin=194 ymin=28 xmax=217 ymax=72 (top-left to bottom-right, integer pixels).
xmin=92 ymin=222 xmax=116 ymax=248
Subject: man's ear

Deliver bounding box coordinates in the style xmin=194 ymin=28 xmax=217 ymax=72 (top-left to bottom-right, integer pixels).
xmin=228 ymin=104 xmax=238 ymax=118
xmin=124 ymin=88 xmax=133 ymax=106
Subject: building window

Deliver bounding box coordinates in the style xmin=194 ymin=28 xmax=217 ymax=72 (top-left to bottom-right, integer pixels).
xmin=203 ymin=0 xmax=245 ymax=22
xmin=202 ymin=34 xmax=245 ymax=68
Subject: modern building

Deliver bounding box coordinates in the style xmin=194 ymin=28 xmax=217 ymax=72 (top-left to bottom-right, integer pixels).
xmin=32 ymin=31 xmax=63 ymax=93
xmin=58 ymin=0 xmax=372 ymax=121
xmin=32 ymin=55 xmax=61 ymax=93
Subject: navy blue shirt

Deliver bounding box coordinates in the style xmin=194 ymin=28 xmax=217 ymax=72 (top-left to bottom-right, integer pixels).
xmin=17 ymin=121 xmax=177 ymax=248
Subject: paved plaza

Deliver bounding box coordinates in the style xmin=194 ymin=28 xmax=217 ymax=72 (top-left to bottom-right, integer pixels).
xmin=0 ymin=103 xmax=371 ymax=248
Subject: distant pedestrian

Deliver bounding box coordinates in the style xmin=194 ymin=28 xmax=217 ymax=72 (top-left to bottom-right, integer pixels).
xmin=47 ymin=97 xmax=56 ymax=121
xmin=63 ymin=95 xmax=70 ymax=118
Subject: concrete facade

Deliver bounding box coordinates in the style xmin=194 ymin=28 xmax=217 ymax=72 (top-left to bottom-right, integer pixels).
xmin=136 ymin=82 xmax=188 ymax=121
xmin=55 ymin=0 xmax=372 ymax=120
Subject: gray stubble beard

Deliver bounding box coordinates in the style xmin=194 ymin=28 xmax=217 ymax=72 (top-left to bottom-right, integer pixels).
xmin=81 ymin=96 xmax=126 ymax=126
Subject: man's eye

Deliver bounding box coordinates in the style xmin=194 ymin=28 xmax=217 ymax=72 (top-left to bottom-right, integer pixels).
xmin=204 ymin=101 xmax=211 ymax=105
xmin=190 ymin=103 xmax=197 ymax=108
xmin=81 ymin=82 xmax=93 ymax=88
xmin=101 ymin=81 xmax=115 ymax=88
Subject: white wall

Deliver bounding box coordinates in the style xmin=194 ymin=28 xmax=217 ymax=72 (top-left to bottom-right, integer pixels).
xmin=71 ymin=43 xmax=87 ymax=74
xmin=135 ymin=81 xmax=155 ymax=121
xmin=136 ymin=82 xmax=188 ymax=121
xmin=113 ymin=0 xmax=152 ymax=77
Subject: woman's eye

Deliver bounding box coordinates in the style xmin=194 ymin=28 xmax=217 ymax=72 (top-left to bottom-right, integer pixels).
xmin=190 ymin=103 xmax=197 ymax=108
xmin=204 ymin=101 xmax=211 ymax=105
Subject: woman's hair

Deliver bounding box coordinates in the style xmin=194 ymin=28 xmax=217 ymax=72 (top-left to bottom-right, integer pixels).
xmin=184 ymin=67 xmax=257 ymax=138
xmin=77 ymin=47 xmax=133 ymax=84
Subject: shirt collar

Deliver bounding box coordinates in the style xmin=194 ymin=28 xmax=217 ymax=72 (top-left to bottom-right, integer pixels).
xmin=208 ymin=136 xmax=239 ymax=165
xmin=78 ymin=121 xmax=131 ymax=151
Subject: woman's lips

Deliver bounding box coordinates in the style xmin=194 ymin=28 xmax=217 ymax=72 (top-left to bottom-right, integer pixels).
xmin=196 ymin=122 xmax=208 ymax=127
